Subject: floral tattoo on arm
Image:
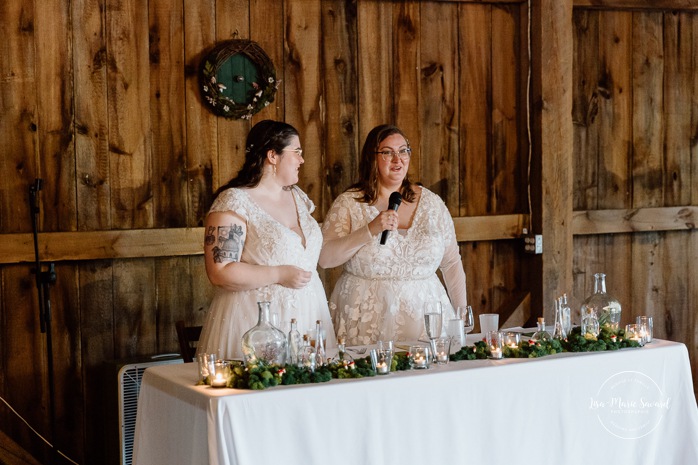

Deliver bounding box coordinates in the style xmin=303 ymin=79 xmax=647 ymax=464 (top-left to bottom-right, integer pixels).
xmin=211 ymin=224 xmax=245 ymax=263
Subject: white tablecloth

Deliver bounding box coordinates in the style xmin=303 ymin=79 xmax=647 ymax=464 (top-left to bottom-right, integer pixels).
xmin=133 ymin=339 xmax=698 ymax=465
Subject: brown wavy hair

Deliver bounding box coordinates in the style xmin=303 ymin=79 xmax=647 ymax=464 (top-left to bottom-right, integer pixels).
xmin=347 ymin=124 xmax=417 ymax=204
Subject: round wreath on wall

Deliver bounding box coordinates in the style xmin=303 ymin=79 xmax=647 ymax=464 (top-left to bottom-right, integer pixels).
xmin=199 ymin=39 xmax=279 ymax=120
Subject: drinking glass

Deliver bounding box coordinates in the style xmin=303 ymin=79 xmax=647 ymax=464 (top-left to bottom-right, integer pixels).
xmin=479 ymin=313 xmax=499 ymax=335
xmin=424 ymin=303 xmax=443 ymax=357
xmin=457 ymin=306 xmax=475 ymax=340
xmin=446 ymin=318 xmax=465 ymax=352
xmin=625 ymin=324 xmax=645 ymax=346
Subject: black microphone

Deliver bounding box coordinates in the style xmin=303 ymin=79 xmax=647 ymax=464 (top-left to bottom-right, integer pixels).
xmin=380 ymin=192 xmax=402 ymax=245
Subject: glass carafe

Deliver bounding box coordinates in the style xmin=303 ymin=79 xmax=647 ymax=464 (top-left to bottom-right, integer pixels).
xmin=531 ymin=317 xmax=552 ymax=342
xmin=580 ymin=273 xmax=621 ymax=331
xmin=241 ymin=301 xmax=287 ymax=367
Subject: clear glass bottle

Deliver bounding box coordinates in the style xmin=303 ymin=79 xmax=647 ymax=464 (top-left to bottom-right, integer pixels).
xmin=287 ymin=318 xmax=301 ymax=365
xmin=299 ymin=334 xmax=316 ymax=372
xmin=552 ymin=298 xmax=567 ymax=340
xmin=314 ymin=320 xmax=326 ymax=367
xmin=531 ymin=317 xmax=552 ymax=342
xmin=580 ymin=273 xmax=621 ymax=331
xmin=240 ymin=301 xmax=288 ymax=367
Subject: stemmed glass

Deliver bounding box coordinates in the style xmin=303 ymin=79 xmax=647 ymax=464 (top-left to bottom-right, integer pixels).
xmin=424 ymin=302 xmax=443 ymax=360
xmin=457 ymin=306 xmax=475 ymax=344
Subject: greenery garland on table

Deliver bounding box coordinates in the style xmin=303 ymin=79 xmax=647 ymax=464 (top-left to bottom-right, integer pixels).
xmin=199 ymin=39 xmax=278 ymax=120
xmin=213 ymin=327 xmax=641 ymax=390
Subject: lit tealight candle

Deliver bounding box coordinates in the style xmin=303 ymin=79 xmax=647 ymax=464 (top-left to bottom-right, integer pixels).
xmin=376 ymin=361 xmax=389 ymax=374
xmin=490 ymin=347 xmax=503 ymax=359
xmin=436 ymin=352 xmax=449 ymax=363
xmin=413 ymin=356 xmax=427 ymax=368
xmin=211 ymin=372 xmax=227 ymax=388
xmin=508 ymin=343 xmax=518 ymax=349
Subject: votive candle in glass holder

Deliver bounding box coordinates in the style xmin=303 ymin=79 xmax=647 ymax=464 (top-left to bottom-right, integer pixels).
xmin=210 ymin=360 xmax=230 ymax=388
xmin=408 ymin=345 xmax=430 ymax=369
xmin=636 ymin=316 xmax=653 ymax=343
xmin=503 ymin=331 xmax=521 ymax=349
xmin=198 ymin=353 xmax=217 ymax=385
xmin=624 ymin=324 xmax=645 ymax=346
xmin=370 ymin=348 xmax=391 ymax=375
xmin=433 ymin=337 xmax=451 ymax=365
xmin=486 ymin=331 xmax=504 ymax=359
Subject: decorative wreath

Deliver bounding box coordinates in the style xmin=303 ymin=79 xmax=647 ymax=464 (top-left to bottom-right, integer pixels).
xmin=199 ymin=39 xmax=279 ymax=120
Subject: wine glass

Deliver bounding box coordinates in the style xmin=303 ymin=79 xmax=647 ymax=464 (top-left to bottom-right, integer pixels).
xmin=457 ymin=306 xmax=475 ymax=343
xmin=424 ymin=302 xmax=443 ymax=359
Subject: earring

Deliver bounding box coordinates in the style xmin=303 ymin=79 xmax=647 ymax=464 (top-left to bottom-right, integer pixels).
xmin=272 ymin=164 xmax=277 ymax=177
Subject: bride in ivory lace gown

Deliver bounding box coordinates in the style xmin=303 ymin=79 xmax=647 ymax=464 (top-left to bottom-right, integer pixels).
xmin=319 ymin=125 xmax=468 ymax=346
xmin=197 ymin=121 xmax=336 ymax=360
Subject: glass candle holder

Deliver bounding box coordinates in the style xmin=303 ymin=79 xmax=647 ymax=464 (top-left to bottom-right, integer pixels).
xmin=486 ymin=331 xmax=504 ymax=359
xmin=210 ymin=360 xmax=230 ymax=388
xmin=636 ymin=316 xmax=653 ymax=343
xmin=503 ymin=332 xmax=521 ymax=349
xmin=370 ymin=348 xmax=392 ymax=375
xmin=624 ymin=324 xmax=645 ymax=347
xmin=433 ymin=337 xmax=451 ymax=365
xmin=408 ymin=345 xmax=430 ymax=369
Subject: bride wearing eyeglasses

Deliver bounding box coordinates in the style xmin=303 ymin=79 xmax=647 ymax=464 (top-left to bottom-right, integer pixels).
xmin=319 ymin=124 xmax=468 ymax=346
xmin=198 ymin=120 xmax=336 ymax=360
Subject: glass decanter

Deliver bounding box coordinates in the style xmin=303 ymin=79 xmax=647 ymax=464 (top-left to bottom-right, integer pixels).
xmin=287 ymin=318 xmax=302 ymax=365
xmin=314 ymin=320 xmax=326 ymax=367
xmin=531 ymin=317 xmax=552 ymax=342
xmin=552 ymin=298 xmax=567 ymax=340
xmin=241 ymin=301 xmax=287 ymax=367
xmin=580 ymin=273 xmax=621 ymax=331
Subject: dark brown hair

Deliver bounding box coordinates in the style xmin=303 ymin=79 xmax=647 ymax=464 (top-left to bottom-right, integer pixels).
xmin=213 ymin=120 xmax=299 ymax=200
xmin=347 ymin=124 xmax=416 ymax=204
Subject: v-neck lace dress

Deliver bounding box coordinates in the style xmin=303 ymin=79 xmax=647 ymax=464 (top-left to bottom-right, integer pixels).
xmin=197 ymin=186 xmax=336 ymax=360
xmin=322 ymin=188 xmax=465 ymax=346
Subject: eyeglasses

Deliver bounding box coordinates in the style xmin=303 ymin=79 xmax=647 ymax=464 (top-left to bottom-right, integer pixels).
xmin=281 ymin=148 xmax=303 ymax=158
xmin=375 ymin=148 xmax=411 ymax=162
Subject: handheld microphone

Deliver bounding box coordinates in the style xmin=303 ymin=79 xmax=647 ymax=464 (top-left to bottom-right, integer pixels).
xmin=380 ymin=192 xmax=402 ymax=245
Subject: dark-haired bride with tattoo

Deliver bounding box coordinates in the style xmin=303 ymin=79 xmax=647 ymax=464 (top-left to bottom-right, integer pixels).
xmin=197 ymin=120 xmax=336 ymax=360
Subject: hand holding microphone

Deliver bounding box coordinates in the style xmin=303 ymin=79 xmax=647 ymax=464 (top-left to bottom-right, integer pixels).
xmin=380 ymin=192 xmax=402 ymax=245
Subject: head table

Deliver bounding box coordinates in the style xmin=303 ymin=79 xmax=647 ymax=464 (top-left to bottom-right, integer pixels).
xmin=134 ymin=337 xmax=698 ymax=465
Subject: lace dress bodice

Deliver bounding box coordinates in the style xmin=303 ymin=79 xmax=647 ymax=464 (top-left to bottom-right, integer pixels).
xmin=198 ymin=186 xmax=336 ymax=360
xmin=322 ymin=188 xmax=466 ymax=345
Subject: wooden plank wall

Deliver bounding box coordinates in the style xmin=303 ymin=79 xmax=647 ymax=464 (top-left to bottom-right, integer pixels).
xmin=0 ymin=1 xmax=529 ymax=463
xmin=571 ymin=6 xmax=698 ymax=391
xmin=2 ymin=0 xmax=697 ymax=462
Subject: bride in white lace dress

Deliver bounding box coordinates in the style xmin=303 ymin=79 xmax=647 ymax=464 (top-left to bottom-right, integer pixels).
xmin=197 ymin=120 xmax=336 ymax=360
xmin=319 ymin=125 xmax=468 ymax=345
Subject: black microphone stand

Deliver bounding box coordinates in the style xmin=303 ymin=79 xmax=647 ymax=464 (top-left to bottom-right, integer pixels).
xmin=29 ymin=178 xmax=58 ymax=463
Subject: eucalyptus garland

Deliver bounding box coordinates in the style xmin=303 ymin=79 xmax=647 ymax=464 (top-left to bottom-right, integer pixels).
xmin=210 ymin=328 xmax=641 ymax=390
xmin=199 ymin=39 xmax=278 ymax=120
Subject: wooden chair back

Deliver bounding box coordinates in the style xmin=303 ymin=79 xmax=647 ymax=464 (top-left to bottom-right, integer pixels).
xmin=175 ymin=320 xmax=203 ymax=363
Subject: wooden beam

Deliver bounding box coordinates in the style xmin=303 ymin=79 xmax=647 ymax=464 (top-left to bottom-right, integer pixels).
xmin=531 ymin=0 xmax=575 ymax=322
xmin=573 ymin=206 xmax=698 ymax=234
xmin=574 ymin=0 xmax=698 ymax=10
xmin=0 ymin=214 xmax=529 ymax=264
xmin=0 ymin=228 xmax=204 ymax=264
xmin=452 ymin=214 xmax=528 ymax=241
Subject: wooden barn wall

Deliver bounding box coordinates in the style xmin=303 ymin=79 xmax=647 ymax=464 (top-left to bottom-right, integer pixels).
xmin=571 ymin=6 xmax=698 ymax=394
xmin=0 ymin=1 xmax=529 ymax=463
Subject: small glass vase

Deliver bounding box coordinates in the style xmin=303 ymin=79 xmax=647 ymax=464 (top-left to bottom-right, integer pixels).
xmin=241 ymin=301 xmax=287 ymax=367
xmin=580 ymin=273 xmax=621 ymax=331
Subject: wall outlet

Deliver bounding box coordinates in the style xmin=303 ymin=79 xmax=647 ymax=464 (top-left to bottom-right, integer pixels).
xmin=524 ymin=234 xmax=543 ymax=254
